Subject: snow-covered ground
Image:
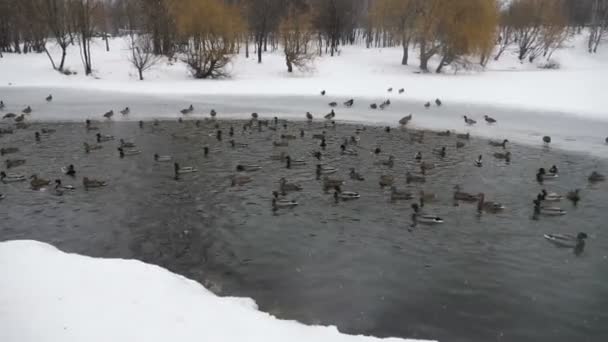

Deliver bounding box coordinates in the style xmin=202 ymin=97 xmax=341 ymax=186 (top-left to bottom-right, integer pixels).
xmin=0 ymin=240 xmax=431 ymax=342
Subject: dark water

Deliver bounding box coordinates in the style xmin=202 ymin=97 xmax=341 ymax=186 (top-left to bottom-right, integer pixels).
xmin=1 ymin=119 xmax=607 ymax=342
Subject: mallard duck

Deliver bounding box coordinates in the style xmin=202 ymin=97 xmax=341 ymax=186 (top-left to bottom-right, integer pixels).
xmin=399 ymin=114 xmax=412 ymax=126
xmin=62 ymin=164 xmax=76 ymax=177
xmin=83 ymin=142 xmax=102 ymax=153
xmin=305 ymin=112 xmax=313 ymax=121
xmin=548 ymin=165 xmax=558 ymax=175
xmin=544 ymin=232 xmax=587 ymax=248
xmin=328 ymin=102 xmax=337 ymax=108
xmin=96 ymin=133 xmax=114 ymax=143
xmin=419 ymin=190 xmax=436 ymax=202
xmin=435 ymin=98 xmax=442 ymax=106
xmin=118 ymin=147 xmax=141 ymax=157
xmin=317 ymin=164 xmax=338 ymax=176
xmin=337 ymin=143 xmax=357 ymax=156
xmin=40 ymin=128 xmax=55 ymax=135
xmin=379 ymin=175 xmax=394 ymax=188
xmin=390 ymin=187 xmax=412 ymax=201
xmin=324 ymin=110 xmax=336 ymax=119
xmin=103 ymin=110 xmax=114 ymax=119
xmin=273 ymin=141 xmax=288 ymax=147
xmin=456 ymin=133 xmax=470 ymax=140
xmin=387 ymin=87 xmax=393 ymax=92
xmin=540 ymin=189 xmax=562 ymax=202
xmin=272 ymin=197 xmax=298 ymax=210
xmin=83 ymin=177 xmax=107 ymax=189
xmin=154 ymin=154 xmax=172 ymax=162
xmin=55 ymin=179 xmax=75 ymax=191
xmin=1 ymin=171 xmax=26 ymax=183
xmin=279 ymin=178 xmax=302 ymax=193
xmin=536 ymin=168 xmax=557 ymax=182
xmin=174 ymin=163 xmax=198 ymax=175
xmin=120 ymin=107 xmax=130 ymax=115
xmin=489 ymin=139 xmax=508 ymax=148
xmin=424 ymin=102 xmax=431 ymax=108
xmin=3 ymin=112 xmax=16 ymax=119
xmin=270 ymin=152 xmax=286 ymax=161
xmin=406 ymin=172 xmax=425 ymax=184
xmin=456 ymin=141 xmax=466 ymax=149
xmin=46 ymin=94 xmax=53 ymax=102
xmin=285 ymin=155 xmax=305 ymax=169
xmin=566 ymin=189 xmax=580 ymax=205
xmin=433 ymin=147 xmax=446 ymax=157
xmin=543 ymin=136 xmax=551 ymax=144
xmin=477 ymin=193 xmax=505 ymax=213
xmin=533 ymin=198 xmax=566 ymax=216
xmin=484 ymin=115 xmax=496 ymax=124
xmin=119 ymin=139 xmax=136 ymax=148
xmin=411 ymin=203 xmax=444 ymax=224
xmin=0 ymin=147 xmax=18 ymax=155
xmin=349 ymin=168 xmax=365 ymax=181
xmin=493 ymin=151 xmax=511 ymax=162
xmin=230 ymin=140 xmax=248 ymax=148
xmin=399 ymin=88 xmax=405 ymax=94
xmin=415 ymin=152 xmax=422 ymax=162
xmin=588 ymin=171 xmax=605 ymax=183
xmin=236 ymin=164 xmax=261 ymax=172
xmin=344 ymin=99 xmax=354 ymax=107
xmin=231 ymin=175 xmax=252 ymax=186
xmin=5 ymin=159 xmax=26 ymax=169
xmin=463 ymin=115 xmax=476 ymax=125
xmin=250 ymin=112 xmax=258 ymax=119
xmin=180 ymin=105 xmax=194 ymax=114
xmin=474 ymin=155 xmax=483 ymax=167
xmin=334 ymin=187 xmax=360 ymax=201
xmin=30 ymin=174 xmax=50 ymax=189
xmin=22 ymin=106 xmax=32 ymax=114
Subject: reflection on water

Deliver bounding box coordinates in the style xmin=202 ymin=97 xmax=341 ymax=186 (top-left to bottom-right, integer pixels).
xmin=1 ymin=119 xmax=607 ymax=342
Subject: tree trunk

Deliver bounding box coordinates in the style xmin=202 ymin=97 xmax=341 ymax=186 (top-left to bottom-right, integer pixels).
xmin=138 ymin=68 xmax=143 ymax=81
xmin=245 ymin=35 xmax=249 ymax=58
xmin=419 ymin=40 xmax=428 ymax=72
xmin=44 ymin=46 xmax=57 ymax=70
xmin=401 ymin=38 xmax=409 ymax=65
xmin=59 ymin=46 xmax=67 ymax=71
xmin=104 ymin=34 xmax=109 ymax=52
xmin=286 ymin=56 xmax=293 ymax=73
xmin=257 ymin=40 xmax=262 ymax=63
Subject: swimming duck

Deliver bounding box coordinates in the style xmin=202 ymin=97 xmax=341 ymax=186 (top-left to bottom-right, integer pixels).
xmin=180 ymin=105 xmax=194 ymax=114
xmin=533 ymin=198 xmax=566 ymax=216
xmin=321 ymin=90 xmax=326 ymax=96
xmin=236 ymin=164 xmax=262 ymax=172
xmin=489 ymin=139 xmax=508 ymax=148
xmin=62 ymin=164 xmax=76 ymax=177
xmin=493 ymin=151 xmax=511 ymax=162
xmin=272 ymin=196 xmax=298 ymax=210
xmin=456 ymin=133 xmax=470 ymax=140
xmin=317 ymin=164 xmax=338 ymax=176
xmin=411 ymin=203 xmax=444 ymax=224
xmin=406 ymin=172 xmax=425 ymax=184
xmin=399 ymin=88 xmax=405 ymax=94
xmin=588 ymin=171 xmax=605 ymax=183
xmin=154 ymin=154 xmax=172 ymax=162
xmin=174 ymin=163 xmax=198 ymax=176
xmin=231 ymin=175 xmax=252 ymax=187
xmin=83 ymin=177 xmax=107 ymax=189
xmin=435 ymin=98 xmax=442 ymax=106
xmin=399 ymin=114 xmax=412 ymax=126
xmin=424 ymin=102 xmax=431 ymax=108
xmin=96 ymin=133 xmax=114 ymax=143
xmin=22 ymin=106 xmax=32 ymax=114
xmin=119 ymin=139 xmax=136 ymax=148
xmin=5 ymin=159 xmax=26 ymax=169
xmin=118 ymin=147 xmax=141 ymax=157
xmin=230 ymin=140 xmax=248 ymax=148
xmin=338 ymin=144 xmax=357 ymax=156
xmin=433 ymin=147 xmax=446 ymax=157
xmin=120 ymin=107 xmax=130 ymax=115
xmin=379 ymin=175 xmax=394 ymax=188
xmin=536 ymin=168 xmax=557 ymax=182
xmin=415 ymin=152 xmax=422 ymax=162
xmin=0 ymin=147 xmax=18 ymax=155
xmin=279 ymin=178 xmax=302 ymax=193
xmin=543 ymin=136 xmax=551 ymax=144
xmin=273 ymin=141 xmax=288 ymax=147
xmin=419 ymin=190 xmax=437 ymax=202
xmin=103 ymin=110 xmax=114 ymax=119
xmin=55 ymin=179 xmax=75 ymax=191
xmin=566 ymin=189 xmax=580 ymax=205
xmin=477 ymin=193 xmax=505 ymax=213
xmin=484 ymin=115 xmax=496 ymax=124
xmin=344 ymin=99 xmax=354 ymax=107
xmin=0 ymin=171 xmax=26 ymax=183
xmin=463 ymin=115 xmax=476 ymax=125
xmin=324 ymin=110 xmax=336 ymax=120
xmin=281 ymin=134 xmax=297 ymax=140
xmin=85 ymin=119 xmax=99 ymax=131
xmin=40 ymin=128 xmax=55 ymax=135
xmin=390 ymin=187 xmax=413 ymax=201
xmin=83 ymin=142 xmax=102 ymax=153
xmin=35 ymin=132 xmax=41 ymax=142
xmin=548 ymin=165 xmax=558 ymax=175
xmin=3 ymin=112 xmax=16 ymax=119
xmin=544 ymin=232 xmax=587 ymax=249
xmin=376 ymin=155 xmax=394 ymax=168
xmin=474 ymin=155 xmax=483 ymax=167
xmin=540 ymin=189 xmax=562 ymax=202
xmin=349 ymin=168 xmax=365 ymax=181
xmin=456 ymin=141 xmax=466 ymax=149
xmin=306 ymin=112 xmax=313 ymax=121
xmin=334 ymin=186 xmax=360 ymax=201
xmin=285 ymin=155 xmax=305 ymax=169
xmin=30 ymin=174 xmax=50 ymax=190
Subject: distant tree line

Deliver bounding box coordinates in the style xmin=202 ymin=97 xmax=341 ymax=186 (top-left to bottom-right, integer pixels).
xmin=0 ymin=0 xmax=607 ymax=77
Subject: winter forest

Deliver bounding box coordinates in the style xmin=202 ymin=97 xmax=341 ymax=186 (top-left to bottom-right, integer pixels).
xmin=0 ymin=0 xmax=607 ymax=80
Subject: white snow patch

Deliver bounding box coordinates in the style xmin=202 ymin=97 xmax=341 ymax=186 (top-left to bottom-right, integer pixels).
xmin=0 ymin=240 xmax=433 ymax=342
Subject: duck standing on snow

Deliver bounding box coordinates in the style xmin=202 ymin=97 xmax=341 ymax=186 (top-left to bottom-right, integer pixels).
xmin=463 ymin=115 xmax=477 ymax=125
xmin=399 ymin=114 xmax=412 ymax=126
xmin=489 ymin=139 xmax=508 ymax=148
xmin=180 ymin=105 xmax=194 ymax=114
xmin=435 ymin=98 xmax=442 ymax=106
xmin=344 ymin=99 xmax=354 ymax=107
xmin=306 ymin=112 xmax=313 ymax=121
xmin=484 ymin=115 xmax=496 ymax=124
xmin=0 ymin=100 xmax=4 ymax=110
xmin=22 ymin=106 xmax=32 ymax=114
xmin=46 ymin=94 xmax=53 ymax=102
xmin=120 ymin=107 xmax=130 ymax=115
xmin=325 ymin=110 xmax=335 ymax=120
xmin=424 ymin=102 xmax=431 ymax=108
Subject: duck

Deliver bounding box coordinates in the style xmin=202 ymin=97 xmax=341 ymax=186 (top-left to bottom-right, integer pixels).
xmin=334 ymin=186 xmax=360 ymax=201
xmin=533 ymin=198 xmax=566 ymax=216
xmin=118 ymin=147 xmax=141 ymax=157
xmin=210 ymin=109 xmax=217 ymax=118
xmin=103 ymin=110 xmax=114 ymax=119
xmin=279 ymin=178 xmax=302 ymax=193
xmin=390 ymin=187 xmax=413 ymax=201
xmin=312 ymin=132 xmax=326 ymax=140
xmin=324 ymin=110 xmax=336 ymax=119
xmin=120 ymin=107 xmax=130 ymax=115
xmin=543 ymin=136 xmax=551 ymax=144
xmin=379 ymin=175 xmax=394 ymax=188
xmin=399 ymin=88 xmax=405 ymax=94
xmin=46 ymin=94 xmax=53 ymax=102
xmin=370 ymin=103 xmax=378 ymax=109
xmin=317 ymin=164 xmax=338 ymax=176
xmin=387 ymin=87 xmax=393 ymax=92
xmin=339 ymin=144 xmax=357 ymax=156
xmin=180 ymin=105 xmax=194 ymax=114
xmin=285 ymin=155 xmax=305 ymax=169
xmin=83 ymin=177 xmax=107 ymax=189
xmin=435 ymin=98 xmax=442 ymax=106
xmin=272 ymin=197 xmax=298 ymax=210
xmin=376 ymin=155 xmax=394 ymax=168
xmin=321 ymin=90 xmax=326 ymax=96
xmin=119 ymin=139 xmax=136 ymax=148
xmin=484 ymin=115 xmax=497 ymax=124
xmin=174 ymin=163 xmax=198 ymax=175
xmin=540 ymin=189 xmax=562 ymax=202
xmin=22 ymin=106 xmax=32 ymax=114
xmin=270 ymin=152 xmax=286 ymax=161
xmin=474 ymin=155 xmax=483 ymax=167
xmin=433 ymin=147 xmax=446 ymax=157
xmin=456 ymin=141 xmax=466 ymax=149
xmin=399 ymin=114 xmax=412 ymax=126
xmin=536 ymin=168 xmax=557 ymax=182
xmin=344 ymin=99 xmax=354 ymax=107
xmin=477 ymin=193 xmax=505 ymax=213
xmin=35 ymin=132 xmax=41 ymax=142
xmin=96 ymin=133 xmax=114 ymax=143
xmin=0 ymin=100 xmax=4 ymax=109
xmin=40 ymin=128 xmax=55 ymax=135
xmin=62 ymin=164 xmax=76 ymax=177
xmin=489 ymin=139 xmax=508 ymax=148
xmin=3 ymin=112 xmax=16 ymax=119
xmin=320 ymin=137 xmax=327 ymax=149
xmin=566 ymin=189 xmax=580 ymax=205
xmin=30 ymin=174 xmax=51 ymax=190
xmin=493 ymin=151 xmax=511 ymax=162
xmin=406 ymin=172 xmax=425 ymax=184
xmin=424 ymin=102 xmax=431 ymax=108
xmin=5 ymin=159 xmax=26 ymax=169
xmin=55 ymin=179 xmax=76 ymax=191
xmin=273 ymin=140 xmax=288 ymax=148
xmin=329 ymin=102 xmax=338 ymax=107
xmin=15 ymin=114 xmax=25 ymax=122
xmin=154 ymin=154 xmax=172 ymax=162
xmin=251 ymin=112 xmax=258 ymax=119
xmin=419 ymin=190 xmax=437 ymax=202
xmin=280 ymin=134 xmax=296 ymax=140
xmin=85 ymin=119 xmax=99 ymax=131
xmin=544 ymin=232 xmax=587 ymax=249
xmin=306 ymin=112 xmax=313 ymax=121
xmin=230 ymin=140 xmax=248 ymax=148
xmin=411 ymin=203 xmax=444 ymax=224
xmin=548 ymin=165 xmax=559 ymax=175
xmin=323 ymin=176 xmax=344 ymax=190
xmin=349 ymin=168 xmax=365 ymax=181
xmin=0 ymin=171 xmax=26 ymax=183
xmin=414 ymin=152 xmax=422 ymax=162
xmin=456 ymin=132 xmax=470 ymax=140
xmin=236 ymin=164 xmax=262 ymax=172
xmin=0 ymin=147 xmax=19 ymax=155
xmin=83 ymin=142 xmax=102 ymax=153
xmin=588 ymin=171 xmax=605 ymax=183
xmin=231 ymin=175 xmax=252 ymax=187
xmin=463 ymin=115 xmax=476 ymax=125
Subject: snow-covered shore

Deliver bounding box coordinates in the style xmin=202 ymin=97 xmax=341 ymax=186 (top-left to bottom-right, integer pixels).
xmin=0 ymin=240 xmax=431 ymax=342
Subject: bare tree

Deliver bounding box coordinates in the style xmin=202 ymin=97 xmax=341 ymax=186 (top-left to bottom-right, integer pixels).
xmin=129 ymin=35 xmax=160 ymax=80
xmin=42 ymin=0 xmax=73 ymax=71
xmin=280 ymin=7 xmax=315 ymax=72
xmin=588 ymin=0 xmax=608 ymax=53
xmin=70 ymin=0 xmax=96 ymax=75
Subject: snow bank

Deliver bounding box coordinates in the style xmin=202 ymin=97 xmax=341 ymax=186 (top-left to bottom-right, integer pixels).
xmin=0 ymin=240 xmax=432 ymax=342
xmin=0 ymin=33 xmax=607 ymax=118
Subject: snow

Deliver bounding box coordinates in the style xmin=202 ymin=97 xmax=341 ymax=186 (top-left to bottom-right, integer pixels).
xmin=0 ymin=240 xmax=432 ymax=342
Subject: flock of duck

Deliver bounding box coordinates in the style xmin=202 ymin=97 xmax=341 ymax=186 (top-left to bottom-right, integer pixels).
xmin=1 ymin=89 xmax=605 ymax=252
